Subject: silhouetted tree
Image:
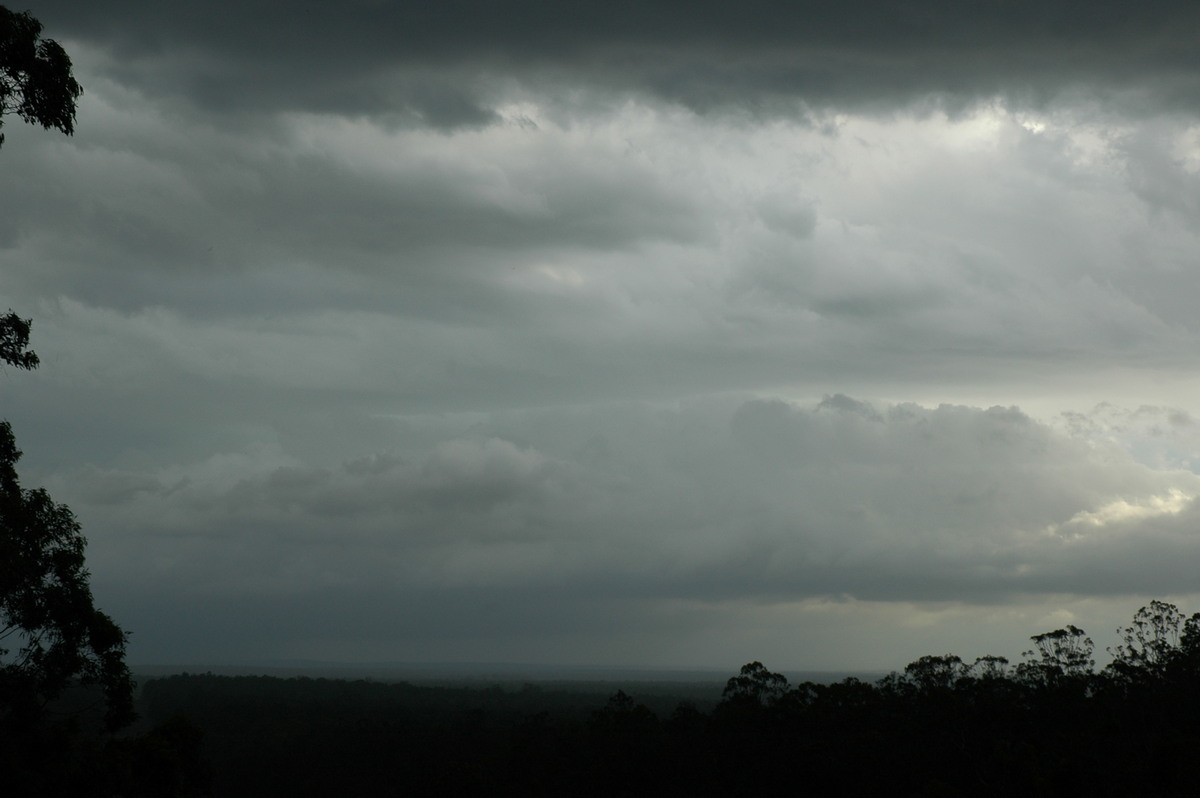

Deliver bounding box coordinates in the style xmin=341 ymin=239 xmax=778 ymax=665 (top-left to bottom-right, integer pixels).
xmin=0 ymin=419 xmax=134 ymax=731
xmin=1177 ymin=610 xmax=1200 ymax=667
xmin=0 ymin=310 xmax=37 ymax=370
xmin=966 ymin=654 xmax=1009 ymax=681
xmin=0 ymin=2 xmax=76 ymax=375
xmin=1016 ymin=624 xmax=1094 ymax=688
xmin=720 ymin=661 xmax=789 ymax=706
xmin=0 ymin=343 xmax=139 ymax=786
xmin=1107 ymin=600 xmax=1184 ymax=685
xmin=0 ymin=4 xmax=136 ymax=779
xmin=902 ymin=653 xmax=966 ymax=693
xmin=0 ymin=5 xmax=82 ymax=148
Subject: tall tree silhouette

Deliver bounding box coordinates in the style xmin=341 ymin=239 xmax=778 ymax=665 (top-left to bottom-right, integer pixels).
xmin=0 ymin=5 xmax=133 ymax=734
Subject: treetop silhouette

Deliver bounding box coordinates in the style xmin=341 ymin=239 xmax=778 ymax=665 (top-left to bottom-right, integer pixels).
xmin=0 ymin=5 xmax=82 ymax=148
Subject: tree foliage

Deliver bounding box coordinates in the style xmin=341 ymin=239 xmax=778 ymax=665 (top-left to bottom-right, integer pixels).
xmin=0 ymin=312 xmax=134 ymax=733
xmin=720 ymin=660 xmax=789 ymax=706
xmin=1016 ymin=623 xmax=1094 ymax=687
xmin=0 ymin=237 xmax=132 ymax=737
xmin=0 ymin=5 xmax=82 ymax=148
xmin=0 ymin=309 xmax=38 ymax=370
xmin=0 ymin=420 xmax=134 ymax=731
xmin=1107 ymin=599 xmax=1184 ymax=683
xmin=902 ymin=653 xmax=966 ymax=692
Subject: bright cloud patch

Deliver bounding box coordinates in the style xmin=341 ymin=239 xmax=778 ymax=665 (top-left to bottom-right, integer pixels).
xmin=1062 ymin=489 xmax=1192 ymax=529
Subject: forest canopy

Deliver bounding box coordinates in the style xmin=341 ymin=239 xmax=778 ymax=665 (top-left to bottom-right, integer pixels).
xmin=136 ymin=600 xmax=1200 ymax=796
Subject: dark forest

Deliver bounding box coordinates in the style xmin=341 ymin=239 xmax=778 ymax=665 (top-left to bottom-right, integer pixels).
xmin=66 ymin=599 xmax=1200 ymax=796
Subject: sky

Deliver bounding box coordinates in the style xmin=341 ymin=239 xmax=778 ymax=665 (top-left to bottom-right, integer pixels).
xmin=4 ymin=1 xmax=1200 ymax=673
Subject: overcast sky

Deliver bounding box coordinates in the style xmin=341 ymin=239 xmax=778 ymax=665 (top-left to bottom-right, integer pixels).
xmin=4 ymin=1 xmax=1200 ymax=672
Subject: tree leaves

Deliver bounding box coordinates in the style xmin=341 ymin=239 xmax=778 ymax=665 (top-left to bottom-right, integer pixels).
xmin=0 ymin=421 xmax=134 ymax=731
xmin=0 ymin=310 xmax=38 ymax=371
xmin=0 ymin=7 xmax=82 ymax=147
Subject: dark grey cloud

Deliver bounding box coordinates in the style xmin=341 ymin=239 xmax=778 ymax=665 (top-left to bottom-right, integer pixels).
xmin=30 ymin=0 xmax=1200 ymax=125
xmin=0 ymin=108 xmax=706 ymax=309
xmin=46 ymin=397 xmax=1197 ymax=663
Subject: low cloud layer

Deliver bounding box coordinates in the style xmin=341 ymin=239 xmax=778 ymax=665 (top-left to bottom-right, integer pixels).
xmin=40 ymin=396 xmax=1200 ymax=665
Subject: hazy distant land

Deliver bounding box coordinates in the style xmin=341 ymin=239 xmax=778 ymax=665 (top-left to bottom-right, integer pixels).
xmin=133 ymin=661 xmax=887 ymax=686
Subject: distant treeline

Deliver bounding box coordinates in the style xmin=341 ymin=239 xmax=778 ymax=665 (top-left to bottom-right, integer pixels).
xmin=136 ymin=600 xmax=1200 ymax=796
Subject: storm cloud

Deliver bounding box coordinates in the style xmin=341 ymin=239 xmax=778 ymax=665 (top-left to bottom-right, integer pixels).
xmin=29 ymin=0 xmax=1200 ymax=122
xmin=3 ymin=1 xmax=1200 ymax=670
